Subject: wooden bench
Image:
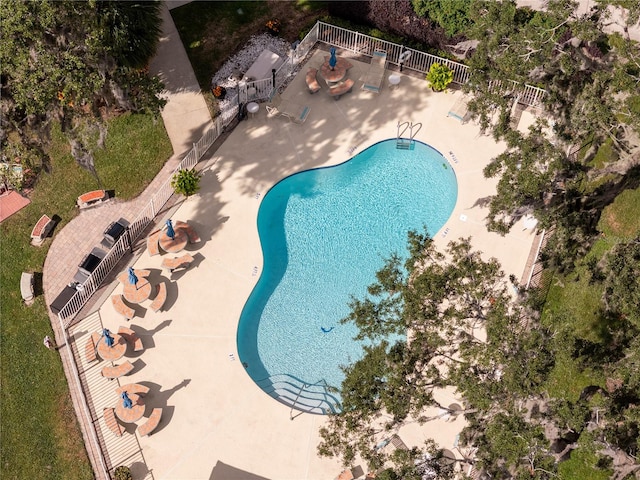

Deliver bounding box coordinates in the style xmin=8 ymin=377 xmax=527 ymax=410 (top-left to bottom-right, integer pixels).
xmin=77 ymin=189 xmax=106 ymax=208
xmin=103 ymin=408 xmax=124 ymax=437
xmin=161 ymin=253 xmax=195 ymax=273
xmin=111 ymin=294 xmax=135 ymax=321
xmin=117 ymin=326 xmax=144 ymax=352
xmin=116 ymin=383 xmax=150 ymax=396
xmin=30 ymin=214 xmax=54 ymax=245
xmin=149 ymin=282 xmax=167 ymax=313
xmin=84 ymin=332 xmax=101 ymax=363
xmin=20 ymin=272 xmax=34 ymax=304
xmin=329 ymin=78 xmax=355 ymax=100
xmin=137 ymin=407 xmax=162 ymax=437
xmin=101 ymin=360 xmax=134 ymax=380
xmin=175 ymin=221 xmax=200 ymax=243
xmin=146 ymin=230 xmax=161 ymax=256
xmin=305 ymin=68 xmax=321 ymax=93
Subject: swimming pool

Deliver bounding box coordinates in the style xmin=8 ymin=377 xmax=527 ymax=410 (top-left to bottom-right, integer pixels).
xmin=237 ymin=139 xmax=457 ymax=413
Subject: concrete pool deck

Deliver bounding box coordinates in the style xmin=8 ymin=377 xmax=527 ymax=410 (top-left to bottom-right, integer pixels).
xmin=68 ymin=49 xmax=540 ymax=480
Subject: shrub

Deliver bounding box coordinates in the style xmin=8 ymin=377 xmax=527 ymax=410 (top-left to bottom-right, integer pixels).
xmin=113 ymin=465 xmax=132 ymax=480
xmin=171 ymin=168 xmax=201 ymax=198
xmin=426 ymin=62 xmax=453 ymax=91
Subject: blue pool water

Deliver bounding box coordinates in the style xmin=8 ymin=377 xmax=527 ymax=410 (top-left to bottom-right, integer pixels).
xmin=237 ymin=139 xmax=457 ymax=409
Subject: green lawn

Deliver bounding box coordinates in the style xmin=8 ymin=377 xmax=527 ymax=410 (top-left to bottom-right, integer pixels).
xmin=0 ymin=113 xmax=171 ymax=479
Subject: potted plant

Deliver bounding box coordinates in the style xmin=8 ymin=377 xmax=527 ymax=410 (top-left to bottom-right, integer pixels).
xmin=265 ymin=19 xmax=281 ymax=36
xmin=426 ymin=63 xmax=454 ymax=92
xmin=113 ymin=465 xmax=132 ymax=480
xmin=211 ymin=85 xmax=226 ymax=100
xmin=171 ymin=168 xmax=201 ymax=198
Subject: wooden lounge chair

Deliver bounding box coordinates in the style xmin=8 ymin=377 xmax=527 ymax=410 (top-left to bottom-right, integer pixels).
xmin=361 ymin=50 xmax=387 ymax=93
xmin=266 ymin=91 xmax=311 ymax=124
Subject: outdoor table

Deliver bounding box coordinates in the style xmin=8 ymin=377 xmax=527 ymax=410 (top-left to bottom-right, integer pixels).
xmin=247 ymin=102 xmax=259 ymax=118
xmin=115 ymin=393 xmax=146 ymax=423
xmin=122 ymin=276 xmax=152 ymax=304
xmin=97 ymin=334 xmax=127 ymax=361
xmin=388 ymin=73 xmax=401 ymax=89
xmin=159 ymin=228 xmax=188 ymax=253
xmin=320 ymin=60 xmax=347 ymax=84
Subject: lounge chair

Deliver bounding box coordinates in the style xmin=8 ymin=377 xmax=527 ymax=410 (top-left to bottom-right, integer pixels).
xmin=361 ymin=50 xmax=387 ymax=93
xmin=448 ymin=95 xmax=470 ymax=123
xmin=265 ymin=91 xmax=311 ymax=124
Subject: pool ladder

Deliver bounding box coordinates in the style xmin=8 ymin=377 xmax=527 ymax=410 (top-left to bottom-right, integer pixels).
xmin=396 ymin=121 xmax=422 ymax=150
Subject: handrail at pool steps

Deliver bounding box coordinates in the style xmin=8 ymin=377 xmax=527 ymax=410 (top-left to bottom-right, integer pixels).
xmin=255 ymin=374 xmax=342 ymax=415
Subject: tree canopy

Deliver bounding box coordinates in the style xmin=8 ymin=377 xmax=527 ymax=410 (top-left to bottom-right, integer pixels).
xmin=0 ymin=0 xmax=165 ymax=182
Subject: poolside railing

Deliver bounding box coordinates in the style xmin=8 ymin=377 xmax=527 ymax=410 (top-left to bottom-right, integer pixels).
xmin=256 ymin=374 xmax=342 ymax=415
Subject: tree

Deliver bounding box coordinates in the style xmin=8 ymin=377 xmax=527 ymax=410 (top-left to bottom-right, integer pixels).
xmin=171 ymin=168 xmax=201 ymax=198
xmin=318 ymin=231 xmax=555 ymax=475
xmin=0 ymin=0 xmax=165 ymax=181
xmin=411 ymin=0 xmax=471 ymax=37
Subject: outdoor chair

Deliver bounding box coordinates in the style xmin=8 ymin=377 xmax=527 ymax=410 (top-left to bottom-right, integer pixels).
xmin=361 ymin=50 xmax=387 ymax=93
xmin=265 ymin=91 xmax=311 ymax=124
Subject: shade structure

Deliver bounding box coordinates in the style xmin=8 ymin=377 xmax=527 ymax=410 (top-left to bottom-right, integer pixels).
xmin=103 ymin=328 xmax=114 ymax=348
xmin=121 ymin=391 xmax=133 ymax=409
xmin=128 ymin=266 xmax=138 ymax=285
xmin=329 ymin=47 xmax=337 ymax=69
xmin=166 ymin=219 xmax=175 ymax=240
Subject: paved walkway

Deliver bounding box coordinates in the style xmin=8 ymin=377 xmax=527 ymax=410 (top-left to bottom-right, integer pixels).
xmin=44 ymin=3 xmax=212 ymax=478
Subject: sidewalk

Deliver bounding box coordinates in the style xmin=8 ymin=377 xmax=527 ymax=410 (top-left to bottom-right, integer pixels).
xmin=43 ymin=2 xmax=212 ymax=477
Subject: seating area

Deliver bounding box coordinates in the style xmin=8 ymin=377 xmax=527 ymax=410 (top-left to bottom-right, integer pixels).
xmin=111 ymin=295 xmax=135 ymax=321
xmin=149 ymin=282 xmax=168 ymax=313
xmin=103 ymin=407 xmax=124 ymax=437
xmin=101 ymin=360 xmax=134 ymax=380
xmin=77 ymin=189 xmax=107 ymax=209
xmin=305 ymin=67 xmax=322 ymax=93
xmin=329 ymin=78 xmax=355 ymax=100
xmin=20 ymin=272 xmax=35 ymax=304
xmin=161 ymin=253 xmax=195 ymax=273
xmin=361 ymin=50 xmax=387 ymax=93
xmin=137 ymin=407 xmax=163 ymax=437
xmin=117 ymin=326 xmax=144 ymax=352
xmin=30 ymin=214 xmax=54 ymax=246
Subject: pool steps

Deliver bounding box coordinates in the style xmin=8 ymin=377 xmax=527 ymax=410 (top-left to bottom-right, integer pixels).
xmin=256 ymin=374 xmax=342 ymax=415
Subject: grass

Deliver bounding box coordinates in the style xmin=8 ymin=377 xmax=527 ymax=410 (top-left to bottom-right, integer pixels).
xmin=0 ymin=113 xmax=171 ymax=479
xmin=596 ymin=186 xmax=640 ymax=240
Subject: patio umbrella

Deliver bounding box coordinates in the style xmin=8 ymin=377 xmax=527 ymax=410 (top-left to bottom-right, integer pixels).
xmin=329 ymin=47 xmax=337 ymax=70
xmin=127 ymin=266 xmax=138 ymax=285
xmin=166 ymin=219 xmax=175 ymax=240
xmin=103 ymin=328 xmax=114 ymax=348
xmin=121 ymin=391 xmax=133 ymax=409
